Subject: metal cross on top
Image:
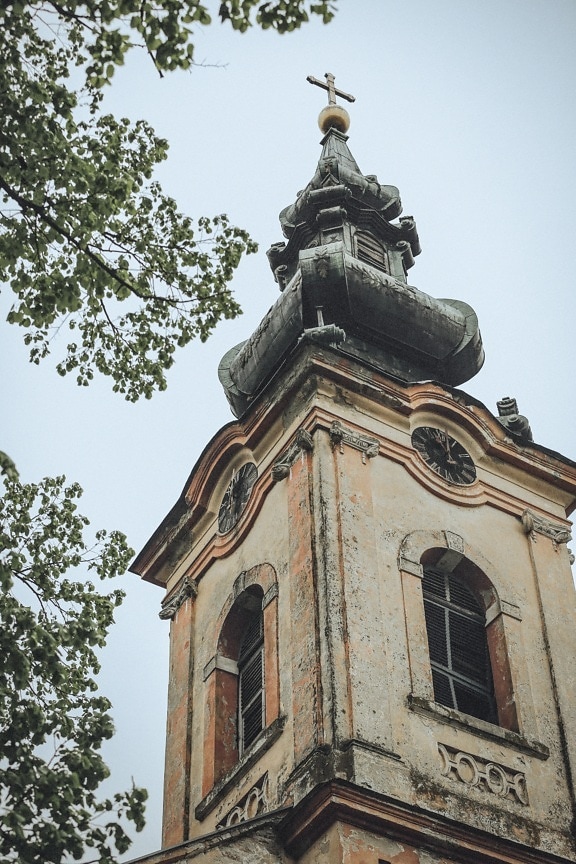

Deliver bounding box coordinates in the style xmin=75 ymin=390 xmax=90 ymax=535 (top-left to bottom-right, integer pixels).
xmin=306 ymin=72 xmax=356 ymax=106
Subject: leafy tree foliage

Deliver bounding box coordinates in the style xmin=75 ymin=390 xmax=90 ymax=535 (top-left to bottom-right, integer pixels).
xmin=0 ymin=0 xmax=335 ymax=401
xmin=0 ymin=4 xmax=336 ymax=861
xmin=0 ymin=473 xmax=146 ymax=863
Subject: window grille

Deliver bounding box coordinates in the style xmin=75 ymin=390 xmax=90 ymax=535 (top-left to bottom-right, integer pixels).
xmin=423 ymin=566 xmax=498 ymax=725
xmin=238 ymin=609 xmax=264 ymax=754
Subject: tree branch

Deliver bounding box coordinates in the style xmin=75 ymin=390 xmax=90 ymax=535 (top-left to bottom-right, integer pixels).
xmin=0 ymin=175 xmax=183 ymax=306
xmin=44 ymin=0 xmax=97 ymax=32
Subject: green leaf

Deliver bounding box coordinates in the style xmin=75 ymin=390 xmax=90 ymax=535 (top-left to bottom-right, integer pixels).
xmin=0 ymin=473 xmax=143 ymax=863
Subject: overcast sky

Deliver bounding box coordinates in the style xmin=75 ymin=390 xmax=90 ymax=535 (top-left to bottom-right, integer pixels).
xmin=2 ymin=0 xmax=575 ymax=859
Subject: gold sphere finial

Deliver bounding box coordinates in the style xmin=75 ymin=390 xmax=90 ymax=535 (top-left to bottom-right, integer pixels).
xmin=318 ymin=103 xmax=350 ymax=134
xmin=306 ymin=72 xmax=355 ymax=134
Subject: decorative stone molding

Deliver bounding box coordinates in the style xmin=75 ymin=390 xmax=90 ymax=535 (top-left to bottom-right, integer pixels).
xmin=272 ymin=267 xmax=301 ymax=294
xmin=431 ymin=531 xmax=466 ymax=573
xmin=438 ymin=743 xmax=528 ymax=805
xmin=348 ymin=259 xmax=399 ymax=291
xmin=323 ymin=232 xmax=341 ymax=244
xmin=273 ymin=264 xmax=289 ymax=290
xmin=329 ymin=420 xmax=379 ymax=463
xmin=271 ymin=429 xmax=314 ymax=482
xmin=216 ymin=773 xmax=269 ymax=830
xmin=159 ymin=576 xmax=197 ymax=620
xmin=499 ymin=599 xmax=523 ymax=621
xmin=289 ymin=270 xmax=303 ymax=293
xmin=202 ymin=653 xmax=238 ymax=682
xmin=349 ymin=259 xmax=382 ymax=289
xmin=214 ymin=564 xmax=278 ymax=638
xmin=484 ymin=597 xmax=522 ymax=625
xmin=396 ymin=239 xmax=415 ymax=269
xmin=299 ymin=323 xmax=346 ymax=348
xmin=263 ymin=582 xmax=279 ymax=608
xmin=398 ymin=556 xmax=423 ymax=578
xmin=444 ymin=530 xmax=465 ymax=554
xmin=410 ymin=695 xmax=548 ymax=760
xmin=521 ymin=509 xmax=572 ymax=547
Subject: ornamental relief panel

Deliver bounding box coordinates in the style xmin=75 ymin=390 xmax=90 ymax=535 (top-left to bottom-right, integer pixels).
xmin=438 ymin=743 xmax=528 ymax=806
xmin=216 ymin=773 xmax=269 ymax=830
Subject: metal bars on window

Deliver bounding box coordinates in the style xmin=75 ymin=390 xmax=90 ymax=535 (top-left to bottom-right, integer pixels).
xmin=238 ymin=610 xmax=264 ymax=754
xmin=423 ymin=566 xmax=498 ymax=725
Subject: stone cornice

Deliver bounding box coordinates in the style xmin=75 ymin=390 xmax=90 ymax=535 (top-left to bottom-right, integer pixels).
xmin=277 ymin=779 xmax=572 ymax=864
xmin=122 ymin=807 xmax=291 ymax=864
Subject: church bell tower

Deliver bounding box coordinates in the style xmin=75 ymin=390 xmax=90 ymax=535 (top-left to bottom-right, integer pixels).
xmin=131 ymin=76 xmax=576 ymax=864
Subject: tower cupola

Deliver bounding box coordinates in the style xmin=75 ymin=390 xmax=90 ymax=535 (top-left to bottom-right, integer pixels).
xmin=219 ymin=74 xmax=484 ymax=418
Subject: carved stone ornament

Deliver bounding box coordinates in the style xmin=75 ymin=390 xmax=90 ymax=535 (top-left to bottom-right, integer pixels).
xmin=287 ymin=270 xmax=302 ymax=294
xmin=521 ymin=509 xmax=572 ymax=547
xmin=497 ymin=396 xmax=533 ymax=443
xmin=272 ymin=429 xmax=314 ymax=482
xmin=314 ymin=248 xmax=330 ymax=278
xmin=216 ymin=773 xmax=269 ymax=830
xmin=444 ymin=530 xmax=465 ymax=554
xmin=299 ymin=323 xmax=346 ymax=348
xmin=274 ymin=264 xmax=289 ymax=290
xmin=438 ymin=743 xmax=528 ymax=806
xmin=329 ymin=420 xmax=379 ymax=463
xmin=159 ymin=576 xmax=198 ymax=620
xmin=348 ymin=259 xmax=396 ymax=290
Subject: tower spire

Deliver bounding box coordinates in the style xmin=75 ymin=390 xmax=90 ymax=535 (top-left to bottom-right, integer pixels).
xmin=218 ymin=78 xmax=485 ymax=418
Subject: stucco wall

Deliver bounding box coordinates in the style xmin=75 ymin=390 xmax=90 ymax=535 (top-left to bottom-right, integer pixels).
xmin=142 ymin=349 xmax=576 ymax=861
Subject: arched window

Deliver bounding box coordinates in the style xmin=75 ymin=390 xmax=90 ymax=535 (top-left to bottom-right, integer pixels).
xmin=201 ymin=566 xmax=281 ymax=801
xmin=209 ymin=586 xmax=264 ymax=782
xmin=423 ymin=564 xmax=498 ymax=725
xmin=400 ymin=533 xmax=520 ymax=737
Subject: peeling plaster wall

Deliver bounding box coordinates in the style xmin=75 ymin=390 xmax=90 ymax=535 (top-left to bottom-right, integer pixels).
xmin=151 ymin=350 xmax=576 ymax=862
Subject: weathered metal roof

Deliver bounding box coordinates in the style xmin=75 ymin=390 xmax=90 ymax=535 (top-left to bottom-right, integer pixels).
xmin=219 ymin=126 xmax=484 ymax=418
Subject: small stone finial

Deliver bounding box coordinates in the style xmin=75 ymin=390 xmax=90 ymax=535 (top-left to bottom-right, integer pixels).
xmin=307 ymin=72 xmax=355 ymax=134
xmin=497 ymin=396 xmax=533 ymax=442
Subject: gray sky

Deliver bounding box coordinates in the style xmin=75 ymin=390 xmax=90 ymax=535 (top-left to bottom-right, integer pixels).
xmin=2 ymin=0 xmax=575 ymax=858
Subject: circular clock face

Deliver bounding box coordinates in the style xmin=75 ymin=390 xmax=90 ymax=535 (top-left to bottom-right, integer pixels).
xmin=411 ymin=427 xmax=476 ymax=486
xmin=218 ymin=462 xmax=258 ymax=534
